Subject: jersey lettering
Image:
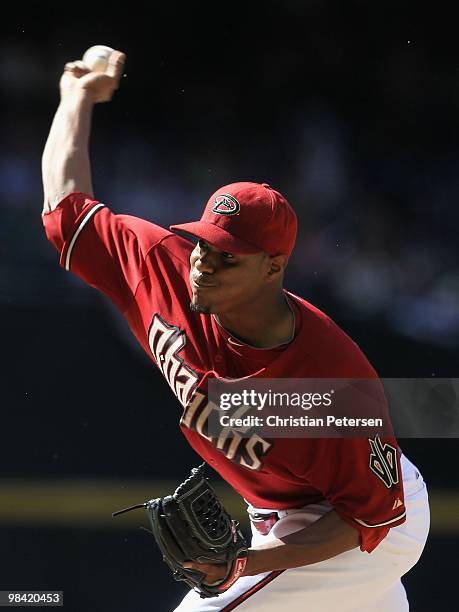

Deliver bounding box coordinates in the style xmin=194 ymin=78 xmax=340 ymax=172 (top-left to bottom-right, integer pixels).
xmin=148 ymin=314 xmax=272 ymax=470
xmin=180 ymin=390 xmax=272 ymax=471
xmin=239 ymin=434 xmax=272 ymax=471
xmin=368 ymin=435 xmax=399 ymax=488
xmin=148 ymin=314 xmax=199 ymax=407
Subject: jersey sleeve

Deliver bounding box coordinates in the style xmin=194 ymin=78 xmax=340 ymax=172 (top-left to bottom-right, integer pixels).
xmin=300 ymin=435 xmax=406 ymax=552
xmin=42 ymin=192 xmax=182 ymax=312
xmin=291 ymin=301 xmax=406 ymax=551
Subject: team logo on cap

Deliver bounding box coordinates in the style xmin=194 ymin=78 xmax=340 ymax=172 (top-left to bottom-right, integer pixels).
xmin=212 ymin=194 xmax=240 ymax=215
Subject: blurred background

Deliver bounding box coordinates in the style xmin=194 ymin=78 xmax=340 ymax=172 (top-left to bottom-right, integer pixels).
xmin=1 ymin=1 xmax=458 ymax=610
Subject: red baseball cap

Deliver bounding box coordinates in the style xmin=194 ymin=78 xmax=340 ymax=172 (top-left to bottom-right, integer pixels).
xmin=170 ymin=182 xmax=297 ymax=257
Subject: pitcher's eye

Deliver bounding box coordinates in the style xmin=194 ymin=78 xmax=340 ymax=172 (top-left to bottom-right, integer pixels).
xmin=222 ymin=252 xmax=235 ymax=260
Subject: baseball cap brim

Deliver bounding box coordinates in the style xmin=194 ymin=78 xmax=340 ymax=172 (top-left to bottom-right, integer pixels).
xmin=169 ymin=221 xmax=262 ymax=255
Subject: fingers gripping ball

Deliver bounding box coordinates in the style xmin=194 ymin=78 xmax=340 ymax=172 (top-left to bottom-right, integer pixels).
xmin=112 ymin=464 xmax=249 ymax=599
xmin=82 ymin=45 xmax=115 ymax=72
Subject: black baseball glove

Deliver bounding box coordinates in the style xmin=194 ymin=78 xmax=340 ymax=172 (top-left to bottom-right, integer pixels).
xmin=113 ymin=464 xmax=248 ymax=598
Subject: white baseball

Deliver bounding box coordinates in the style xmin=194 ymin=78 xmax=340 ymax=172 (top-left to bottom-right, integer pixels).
xmin=82 ymin=45 xmax=115 ymax=72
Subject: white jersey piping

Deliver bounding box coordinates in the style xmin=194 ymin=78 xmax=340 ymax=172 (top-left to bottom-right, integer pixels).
xmin=64 ymin=203 xmax=105 ymax=271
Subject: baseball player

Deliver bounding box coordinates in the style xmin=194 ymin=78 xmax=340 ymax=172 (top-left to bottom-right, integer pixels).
xmin=41 ymin=50 xmax=430 ymax=611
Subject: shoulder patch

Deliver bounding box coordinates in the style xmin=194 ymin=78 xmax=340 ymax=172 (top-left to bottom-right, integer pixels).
xmin=368 ymin=435 xmax=399 ymax=488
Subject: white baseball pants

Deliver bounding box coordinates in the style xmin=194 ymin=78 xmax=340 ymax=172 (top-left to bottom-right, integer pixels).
xmin=173 ymin=454 xmax=430 ymax=611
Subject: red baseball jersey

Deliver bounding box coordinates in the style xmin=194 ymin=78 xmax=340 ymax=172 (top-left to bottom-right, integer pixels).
xmin=42 ymin=192 xmax=406 ymax=552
